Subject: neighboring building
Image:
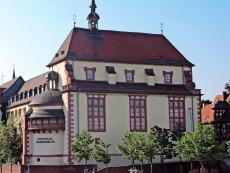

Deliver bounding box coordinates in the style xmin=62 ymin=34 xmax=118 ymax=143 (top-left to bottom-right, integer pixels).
xmin=201 ymin=92 xmax=230 ymax=141
xmin=0 ymin=0 xmax=201 ymax=166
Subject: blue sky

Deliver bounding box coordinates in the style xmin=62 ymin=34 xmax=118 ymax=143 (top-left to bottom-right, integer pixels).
xmin=0 ymin=0 xmax=229 ymax=100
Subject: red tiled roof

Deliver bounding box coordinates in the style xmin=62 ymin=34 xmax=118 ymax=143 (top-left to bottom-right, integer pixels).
xmin=47 ymin=28 xmax=194 ymax=67
xmin=201 ymin=94 xmax=230 ymax=123
xmin=212 ymin=95 xmax=223 ymax=105
xmin=201 ymin=104 xmax=214 ymax=123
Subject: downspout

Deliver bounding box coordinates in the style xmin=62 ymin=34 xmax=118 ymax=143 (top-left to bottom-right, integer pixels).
xmin=191 ymin=96 xmax=194 ymax=131
xmin=72 ymin=56 xmax=80 ymax=135
xmin=77 ymin=88 xmax=80 ymax=135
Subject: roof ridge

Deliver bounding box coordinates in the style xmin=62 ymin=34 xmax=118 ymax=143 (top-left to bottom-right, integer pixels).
xmin=74 ymin=27 xmax=162 ymax=37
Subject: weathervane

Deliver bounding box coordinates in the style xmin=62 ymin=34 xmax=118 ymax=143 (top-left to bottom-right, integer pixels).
xmin=160 ymin=22 xmax=164 ymax=35
xmin=73 ymin=14 xmax=77 ymax=28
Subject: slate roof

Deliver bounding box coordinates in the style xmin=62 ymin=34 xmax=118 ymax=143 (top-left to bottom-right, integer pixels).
xmin=47 ymin=27 xmax=194 ymax=67
xmin=0 ymin=77 xmax=22 ymax=92
xmin=8 ymin=72 xmax=48 ymax=108
xmin=29 ymin=89 xmax=63 ymax=106
xmin=29 ymin=109 xmax=64 ymax=119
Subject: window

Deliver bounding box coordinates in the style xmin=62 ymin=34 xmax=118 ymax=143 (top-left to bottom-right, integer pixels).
xmin=34 ymin=87 xmax=38 ymax=96
xmin=214 ymin=109 xmax=225 ymax=120
xmin=214 ymin=122 xmax=230 ymax=140
xmin=20 ymin=93 xmax=23 ymax=100
xmin=84 ymin=67 xmax=96 ymax=81
xmin=24 ymin=91 xmax=28 ymax=99
xmin=125 ymin=70 xmax=135 ymax=83
xmin=38 ymin=85 xmax=43 ymax=94
xmin=88 ymin=94 xmax=106 ymax=132
xmin=163 ymin=71 xmax=173 ymax=84
xmin=183 ymin=71 xmax=192 ymax=84
xmin=168 ymin=97 xmax=185 ymax=130
xmin=129 ymin=95 xmax=147 ymax=132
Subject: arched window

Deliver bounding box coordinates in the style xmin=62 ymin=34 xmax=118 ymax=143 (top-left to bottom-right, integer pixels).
xmin=20 ymin=92 xmax=24 ymax=100
xmin=24 ymin=91 xmax=28 ymax=99
xmin=11 ymin=96 xmax=15 ymax=103
xmin=43 ymin=84 xmax=47 ymax=92
xmin=38 ymin=85 xmax=43 ymax=94
xmin=34 ymin=87 xmax=38 ymax=96
xmin=46 ymin=71 xmax=59 ymax=90
xmin=16 ymin=94 xmax=19 ymax=102
xmin=29 ymin=89 xmax=33 ymax=98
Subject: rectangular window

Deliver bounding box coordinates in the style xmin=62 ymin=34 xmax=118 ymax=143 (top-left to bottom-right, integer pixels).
xmin=88 ymin=94 xmax=106 ymax=132
xmin=183 ymin=71 xmax=192 ymax=84
xmin=84 ymin=67 xmax=96 ymax=81
xmin=163 ymin=71 xmax=173 ymax=84
xmin=168 ymin=97 xmax=185 ymax=130
xmin=129 ymin=95 xmax=147 ymax=132
xmin=214 ymin=110 xmax=225 ymax=120
xmin=125 ymin=70 xmax=135 ymax=83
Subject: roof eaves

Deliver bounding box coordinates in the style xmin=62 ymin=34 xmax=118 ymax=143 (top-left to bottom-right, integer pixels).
xmin=47 ymin=28 xmax=75 ymax=67
xmin=161 ymin=35 xmax=195 ymax=67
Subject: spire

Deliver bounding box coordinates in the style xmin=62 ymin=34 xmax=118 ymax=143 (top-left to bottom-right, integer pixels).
xmin=12 ymin=65 xmax=16 ymax=79
xmin=87 ymin=0 xmax=100 ymax=30
xmin=90 ymin=0 xmax=97 ymax=12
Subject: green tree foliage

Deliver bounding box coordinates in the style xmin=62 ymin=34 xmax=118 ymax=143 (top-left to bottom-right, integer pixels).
xmin=143 ymin=130 xmax=160 ymax=173
xmin=151 ymin=126 xmax=174 ymax=163
xmin=0 ymin=122 xmax=22 ymax=164
xmin=93 ymin=139 xmax=111 ymax=173
xmin=117 ymin=131 xmax=146 ymax=169
xmin=133 ymin=132 xmax=146 ymax=172
xmin=71 ymin=130 xmax=94 ymax=167
xmin=227 ymin=141 xmax=230 ymax=154
xmin=175 ymin=123 xmax=223 ymax=173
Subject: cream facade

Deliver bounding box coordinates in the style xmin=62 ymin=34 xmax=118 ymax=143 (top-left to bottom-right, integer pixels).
xmin=0 ymin=0 xmax=202 ymax=167
xmin=68 ymin=61 xmax=191 ymax=85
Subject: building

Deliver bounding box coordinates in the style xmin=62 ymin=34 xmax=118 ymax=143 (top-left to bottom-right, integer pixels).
xmin=201 ymin=92 xmax=230 ymax=141
xmin=0 ymin=0 xmax=201 ymax=166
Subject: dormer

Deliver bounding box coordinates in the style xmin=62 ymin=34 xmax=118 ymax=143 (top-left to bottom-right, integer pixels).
xmin=105 ymin=66 xmax=116 ymax=85
xmin=145 ymin=68 xmax=155 ymax=86
xmin=46 ymin=71 xmax=59 ymax=90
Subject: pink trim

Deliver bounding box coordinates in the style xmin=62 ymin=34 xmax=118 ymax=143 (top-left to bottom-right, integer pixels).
xmin=163 ymin=71 xmax=173 ymax=84
xmin=67 ymin=92 xmax=74 ymax=164
xmin=125 ymin=69 xmax=135 ymax=83
xmin=22 ymin=117 xmax=28 ymax=164
xmin=87 ymin=94 xmax=106 ymax=132
xmin=197 ymin=96 xmax=201 ymax=122
xmin=84 ymin=67 xmax=96 ymax=81
xmin=129 ymin=95 xmax=147 ymax=132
